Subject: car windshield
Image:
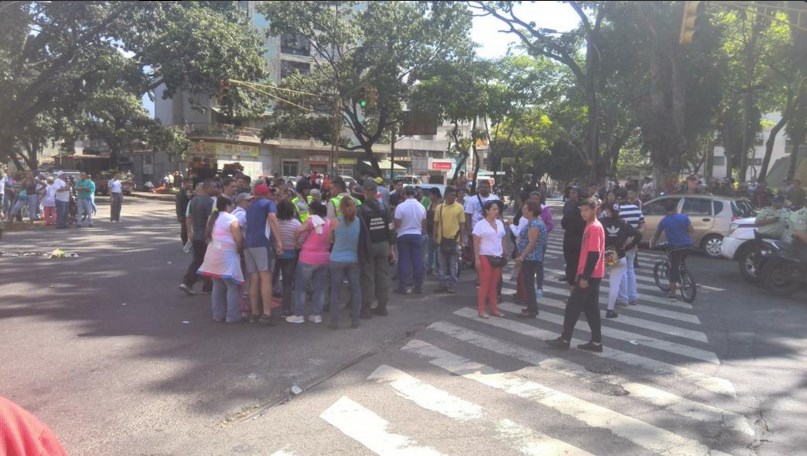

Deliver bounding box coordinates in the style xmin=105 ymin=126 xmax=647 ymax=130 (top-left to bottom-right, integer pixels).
xmin=731 ymin=200 xmax=756 ymax=218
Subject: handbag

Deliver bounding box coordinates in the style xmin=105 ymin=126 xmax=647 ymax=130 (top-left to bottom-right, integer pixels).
xmin=485 ymin=255 xmax=508 ymax=268
xmin=604 ymin=246 xmax=619 ymax=268
xmin=438 ymin=204 xmax=459 ymax=255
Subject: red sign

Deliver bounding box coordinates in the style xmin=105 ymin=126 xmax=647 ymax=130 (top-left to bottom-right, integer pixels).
xmin=431 ymin=160 xmax=452 ymax=171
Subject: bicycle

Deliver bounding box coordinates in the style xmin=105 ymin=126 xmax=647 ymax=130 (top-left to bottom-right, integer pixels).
xmin=652 ymin=242 xmax=697 ymax=303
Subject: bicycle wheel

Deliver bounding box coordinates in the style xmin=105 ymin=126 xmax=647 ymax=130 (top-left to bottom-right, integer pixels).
xmin=653 ymin=260 xmax=671 ymax=293
xmin=679 ymin=269 xmax=697 ymax=303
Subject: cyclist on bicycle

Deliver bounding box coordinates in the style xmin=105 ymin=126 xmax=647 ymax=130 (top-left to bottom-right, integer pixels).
xmin=651 ymin=199 xmax=694 ymax=300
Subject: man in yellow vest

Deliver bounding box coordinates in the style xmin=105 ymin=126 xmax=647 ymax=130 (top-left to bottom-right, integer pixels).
xmin=327 ymin=177 xmax=361 ymax=220
xmin=291 ymin=179 xmax=311 ymax=222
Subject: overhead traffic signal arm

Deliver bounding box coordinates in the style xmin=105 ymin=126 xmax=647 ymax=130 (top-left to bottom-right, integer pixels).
xmin=679 ymin=1 xmax=700 ymax=46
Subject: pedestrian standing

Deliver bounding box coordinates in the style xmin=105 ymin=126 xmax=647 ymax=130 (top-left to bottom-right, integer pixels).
xmin=600 ymin=204 xmax=641 ymax=319
xmin=463 ymin=180 xmax=499 ymax=268
xmin=425 ymin=187 xmax=442 ymax=276
xmin=109 ymin=173 xmax=123 ymax=222
xmin=546 ymin=197 xmax=606 ymax=352
xmin=359 ymin=179 xmax=394 ymax=318
xmin=176 ymin=179 xmax=194 ymax=248
xmin=53 ymin=172 xmax=70 ymax=229
xmin=618 ymin=194 xmax=645 ymax=306
xmin=560 ymin=187 xmax=585 ymax=286
xmin=515 ymin=201 xmax=548 ymax=318
xmin=75 ymin=172 xmax=95 ymax=227
xmin=275 ymin=199 xmax=301 ymax=317
xmin=42 ymin=176 xmax=57 ymax=226
xmin=473 ymin=200 xmax=507 ymax=318
xmin=288 ymin=202 xmax=331 ymax=324
xmin=328 ymin=197 xmax=364 ymax=329
xmin=432 ymin=187 xmax=464 ymax=294
xmin=394 ymin=186 xmax=427 ymax=294
xmin=197 ymin=196 xmax=244 ymax=323
xmin=243 ymin=183 xmax=283 ymax=323
xmin=179 ymin=181 xmax=215 ymax=296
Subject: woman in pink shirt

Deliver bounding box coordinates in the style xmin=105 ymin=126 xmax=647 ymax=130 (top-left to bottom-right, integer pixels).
xmin=289 ymin=201 xmax=331 ymax=324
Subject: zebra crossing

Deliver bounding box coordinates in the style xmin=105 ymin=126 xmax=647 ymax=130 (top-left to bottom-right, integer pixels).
xmin=268 ymin=232 xmax=758 ymax=455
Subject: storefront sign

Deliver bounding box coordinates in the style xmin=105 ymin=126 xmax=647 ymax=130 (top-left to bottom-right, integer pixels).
xmin=430 ymin=159 xmax=453 ymax=171
xmin=337 ymin=157 xmax=357 ymax=165
xmin=307 ymin=154 xmax=330 ymax=164
xmin=189 ymin=141 xmax=259 ymax=159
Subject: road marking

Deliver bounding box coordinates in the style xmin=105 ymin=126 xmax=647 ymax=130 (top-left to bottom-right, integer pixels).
xmin=270 ymin=449 xmax=297 ymax=456
xmin=403 ymin=339 xmax=733 ymax=456
xmin=320 ymin=396 xmax=446 ymax=456
xmin=452 ymin=307 xmax=735 ymax=396
xmin=369 ymin=365 xmax=594 ymax=456
xmin=428 ymin=321 xmax=753 ymax=436
xmin=496 ymin=302 xmax=720 ymax=364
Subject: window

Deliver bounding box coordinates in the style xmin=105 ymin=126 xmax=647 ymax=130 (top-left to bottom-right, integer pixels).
xmin=282 ymin=160 xmax=299 ymax=177
xmin=713 ymin=201 xmax=724 ymax=215
xmin=682 ymin=198 xmax=712 ymax=216
xmin=280 ymin=33 xmax=310 ymax=56
xmin=337 ymin=166 xmax=354 ymax=177
xmin=280 ymin=60 xmax=311 ymax=80
xmin=712 ymin=156 xmax=725 ymax=166
xmin=644 ymin=198 xmax=678 ymax=216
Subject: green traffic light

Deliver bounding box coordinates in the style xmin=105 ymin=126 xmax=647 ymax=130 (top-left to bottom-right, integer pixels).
xmin=360 ymin=100 xmax=367 ymax=107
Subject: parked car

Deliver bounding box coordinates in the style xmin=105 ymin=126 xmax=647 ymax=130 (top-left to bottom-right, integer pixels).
xmin=641 ymin=194 xmax=755 ymax=259
xmin=720 ymin=217 xmax=765 ymax=282
xmin=417 ymin=183 xmax=447 ymax=199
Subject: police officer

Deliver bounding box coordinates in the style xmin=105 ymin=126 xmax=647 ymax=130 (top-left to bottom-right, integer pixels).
xmin=359 ymin=179 xmax=394 ymax=318
xmin=783 ymin=191 xmax=807 ymax=258
xmin=292 ymin=179 xmax=311 ymax=223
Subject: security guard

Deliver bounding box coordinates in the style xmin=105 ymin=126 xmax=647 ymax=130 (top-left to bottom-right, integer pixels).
xmin=291 ymin=180 xmax=311 ymax=223
xmin=326 ymin=177 xmax=361 ymax=220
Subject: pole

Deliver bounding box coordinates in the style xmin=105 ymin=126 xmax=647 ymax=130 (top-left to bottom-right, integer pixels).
xmin=389 ymin=127 xmax=396 ymax=181
xmin=331 ymin=94 xmax=339 ymax=177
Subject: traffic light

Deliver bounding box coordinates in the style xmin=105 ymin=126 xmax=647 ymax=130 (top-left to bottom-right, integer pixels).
xmin=367 ymin=86 xmax=377 ymax=109
xmin=357 ymin=86 xmax=368 ymax=108
xmin=679 ymin=1 xmax=700 ymax=46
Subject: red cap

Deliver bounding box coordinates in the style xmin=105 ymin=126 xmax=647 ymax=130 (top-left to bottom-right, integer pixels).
xmin=253 ymin=183 xmax=270 ymax=197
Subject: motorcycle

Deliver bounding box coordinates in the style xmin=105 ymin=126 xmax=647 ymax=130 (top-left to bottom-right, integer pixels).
xmin=758 ymin=237 xmax=807 ymax=296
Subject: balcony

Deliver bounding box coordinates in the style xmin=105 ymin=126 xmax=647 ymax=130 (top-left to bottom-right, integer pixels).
xmin=183 ymin=123 xmax=263 ymax=144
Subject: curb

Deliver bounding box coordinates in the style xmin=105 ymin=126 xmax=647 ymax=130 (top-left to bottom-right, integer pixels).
xmin=128 ymin=192 xmax=176 ymax=202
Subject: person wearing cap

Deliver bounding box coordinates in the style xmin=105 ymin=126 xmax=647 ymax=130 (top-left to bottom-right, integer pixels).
xmin=374 ymin=176 xmax=389 ymax=207
xmin=394 ymin=186 xmax=427 ymax=294
xmin=243 ymin=182 xmax=283 ymax=324
xmin=53 ymin=171 xmax=70 ymax=228
xmin=754 ymin=194 xmax=788 ymax=239
xmin=358 ymin=179 xmax=394 ymax=318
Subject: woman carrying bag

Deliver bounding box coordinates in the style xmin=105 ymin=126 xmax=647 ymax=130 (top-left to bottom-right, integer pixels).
xmin=600 ymin=203 xmax=641 ymax=319
xmin=472 ymin=200 xmax=508 ymax=319
xmin=197 ymin=196 xmax=244 ymax=323
xmin=515 ymin=201 xmax=548 ymax=318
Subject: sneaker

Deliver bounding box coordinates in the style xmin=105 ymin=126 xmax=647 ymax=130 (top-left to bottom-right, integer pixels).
xmin=249 ymin=314 xmax=260 ymax=323
xmin=179 ymin=283 xmax=196 ymax=296
xmin=282 ymin=310 xmax=294 ymax=317
xmin=577 ymin=341 xmax=603 ymax=353
xmin=371 ymin=308 xmax=388 ymax=316
xmin=285 ymin=315 xmax=304 ymax=324
xmin=605 ymin=310 xmax=618 ymax=319
xmin=545 ymin=337 xmax=570 ymax=350
xmin=360 ymin=309 xmax=373 ymax=320
xmin=535 ymin=288 xmax=544 ymax=298
xmin=309 ymin=315 xmax=323 ymax=324
xmin=628 ymin=300 xmax=638 ymax=306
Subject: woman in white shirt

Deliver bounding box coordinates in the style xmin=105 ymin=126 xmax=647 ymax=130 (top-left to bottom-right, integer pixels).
xmin=42 ymin=177 xmax=57 ymax=225
xmin=198 ymin=196 xmax=244 ymax=323
xmin=472 ymin=200 xmax=508 ymax=318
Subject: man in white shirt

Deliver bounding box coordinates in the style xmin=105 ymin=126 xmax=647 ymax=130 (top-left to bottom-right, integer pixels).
xmin=53 ymin=172 xmax=71 ymax=228
xmin=394 ymin=186 xmax=427 ymax=294
xmin=464 ymin=180 xmax=500 ymax=265
xmin=109 ymin=173 xmax=123 ymax=222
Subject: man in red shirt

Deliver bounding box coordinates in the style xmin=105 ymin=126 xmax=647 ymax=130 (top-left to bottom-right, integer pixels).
xmin=546 ymin=197 xmax=605 ymax=352
xmin=0 ymin=396 xmax=67 ymax=456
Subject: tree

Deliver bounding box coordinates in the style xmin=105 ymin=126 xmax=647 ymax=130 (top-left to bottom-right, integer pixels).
xmin=258 ymin=1 xmax=472 ymax=177
xmin=0 ymin=1 xmax=267 ymax=168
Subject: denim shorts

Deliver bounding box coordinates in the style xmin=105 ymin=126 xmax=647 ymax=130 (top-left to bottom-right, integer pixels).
xmin=245 ymin=247 xmax=272 ymax=273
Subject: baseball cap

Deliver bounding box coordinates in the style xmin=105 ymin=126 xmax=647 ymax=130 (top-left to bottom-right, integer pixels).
xmin=235 ymin=192 xmax=253 ymax=204
xmin=373 ymin=177 xmax=383 ymax=184
xmin=363 ymin=179 xmax=378 ymax=192
xmin=253 ymin=183 xmax=270 ymax=197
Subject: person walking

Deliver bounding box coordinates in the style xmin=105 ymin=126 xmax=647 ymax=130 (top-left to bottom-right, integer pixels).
xmin=432 ymin=187 xmax=464 ymax=294
xmin=358 ymin=179 xmax=394 ymax=318
xmin=197 ymin=196 xmax=244 ymax=323
xmin=560 ymin=186 xmax=585 ymax=286
xmin=618 ymin=193 xmax=645 ymax=306
xmin=288 ymin=201 xmax=331 ymax=324
xmin=546 ymin=197 xmax=606 ymax=352
xmin=74 ymin=172 xmax=95 ymax=227
xmin=42 ymin=176 xmax=57 ymax=226
xmin=176 ymin=179 xmax=194 ymax=248
xmin=394 ymin=186 xmax=427 ymax=294
xmin=109 ymin=173 xmax=123 ymax=222
xmin=53 ymin=172 xmax=70 ymax=229
xmin=243 ymin=183 xmax=283 ymax=324
xmin=515 ymin=201 xmax=548 ymax=318
xmin=328 ymin=197 xmax=365 ymax=329
xmin=179 ymin=181 xmax=215 ymax=296
xmin=275 ymin=199 xmax=302 ymax=318
xmin=600 ymin=204 xmax=641 ymax=319
xmin=651 ymin=199 xmax=694 ymax=300
xmin=473 ymin=200 xmax=508 ymax=319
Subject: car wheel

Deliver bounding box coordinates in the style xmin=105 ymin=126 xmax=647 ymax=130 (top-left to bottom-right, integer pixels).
xmin=702 ymin=234 xmax=723 ymax=259
xmin=736 ymin=244 xmax=759 ymax=283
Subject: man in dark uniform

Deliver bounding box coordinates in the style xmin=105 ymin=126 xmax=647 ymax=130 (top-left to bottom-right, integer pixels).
xmin=561 ymin=186 xmax=586 ymax=286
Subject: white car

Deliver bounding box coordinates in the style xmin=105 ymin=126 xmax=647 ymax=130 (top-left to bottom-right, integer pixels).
xmin=720 ymin=217 xmax=763 ymax=282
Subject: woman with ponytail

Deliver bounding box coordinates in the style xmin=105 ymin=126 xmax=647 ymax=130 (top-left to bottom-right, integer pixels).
xmin=198 ymin=196 xmax=244 ymax=323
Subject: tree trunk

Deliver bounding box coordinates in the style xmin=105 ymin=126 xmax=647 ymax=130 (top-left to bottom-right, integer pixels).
xmin=758 ymin=113 xmax=788 ymax=181
xmin=363 ymin=145 xmax=381 ymax=178
xmin=471 ymin=118 xmax=479 ymax=194
xmin=788 ymin=129 xmax=804 ymax=180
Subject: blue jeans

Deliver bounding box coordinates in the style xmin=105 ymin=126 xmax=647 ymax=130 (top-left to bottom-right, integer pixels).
xmin=426 ymin=234 xmax=439 ymax=272
xmin=27 ymin=194 xmax=40 ymax=221
xmin=618 ymin=247 xmax=638 ymax=303
xmin=212 ymin=278 xmax=242 ymax=323
xmin=397 ymin=234 xmax=425 ymax=290
xmin=78 ymin=199 xmax=93 ymax=226
xmin=329 ymin=262 xmax=360 ymax=325
xmin=56 ymin=200 xmax=69 ymax=228
xmin=293 ymin=262 xmax=329 ymax=317
xmin=438 ymin=248 xmax=459 ymax=290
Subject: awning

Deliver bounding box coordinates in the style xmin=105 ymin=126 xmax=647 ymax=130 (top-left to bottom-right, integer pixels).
xmin=363 ymin=160 xmax=406 ymax=170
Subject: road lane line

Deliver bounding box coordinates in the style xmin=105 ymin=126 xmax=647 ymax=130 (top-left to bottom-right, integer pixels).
xmin=320 ymin=396 xmax=446 ymax=456
xmin=451 ymin=307 xmax=735 ymax=396
xmin=403 ymin=339 xmax=733 ymax=456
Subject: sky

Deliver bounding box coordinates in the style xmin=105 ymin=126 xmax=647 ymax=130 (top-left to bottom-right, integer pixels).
xmin=143 ymin=2 xmax=580 ymax=117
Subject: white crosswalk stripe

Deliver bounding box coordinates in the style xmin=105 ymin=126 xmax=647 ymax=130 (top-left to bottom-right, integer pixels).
xmin=368 ymin=365 xmax=595 ymax=456
xmin=402 ymin=339 xmax=734 ymax=456
xmin=320 ymin=396 xmax=446 ymax=456
xmin=270 ymin=449 xmax=297 ymax=456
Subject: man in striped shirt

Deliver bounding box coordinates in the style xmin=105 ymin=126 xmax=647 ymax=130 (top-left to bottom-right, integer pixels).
xmin=618 ymin=195 xmax=645 ymax=306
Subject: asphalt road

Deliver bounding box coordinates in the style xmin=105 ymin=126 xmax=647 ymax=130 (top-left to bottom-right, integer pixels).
xmin=1 ymin=197 xmax=805 ymax=456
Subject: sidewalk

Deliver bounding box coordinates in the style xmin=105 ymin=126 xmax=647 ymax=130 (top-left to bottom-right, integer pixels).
xmin=128 ymin=191 xmax=175 ymax=202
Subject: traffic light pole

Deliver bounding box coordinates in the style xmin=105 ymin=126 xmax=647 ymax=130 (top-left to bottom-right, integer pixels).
xmin=331 ymin=94 xmax=341 ymax=178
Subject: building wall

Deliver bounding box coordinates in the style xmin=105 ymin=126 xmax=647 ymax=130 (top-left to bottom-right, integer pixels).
xmin=711 ymin=112 xmax=788 ymax=181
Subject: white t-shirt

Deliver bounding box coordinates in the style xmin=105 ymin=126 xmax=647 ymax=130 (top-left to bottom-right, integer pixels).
xmin=109 ymin=178 xmax=122 ymax=194
xmin=211 ymin=212 xmax=239 ymax=250
xmin=464 ymin=193 xmax=500 ymax=226
xmin=394 ymin=197 xmax=427 ymax=237
xmin=472 ymin=218 xmax=505 ymax=256
xmin=42 ymin=184 xmax=57 ymax=206
xmin=53 ymin=178 xmax=70 ymax=202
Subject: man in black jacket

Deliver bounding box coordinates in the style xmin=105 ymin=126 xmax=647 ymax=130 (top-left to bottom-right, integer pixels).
xmin=359 ymin=179 xmax=395 ymax=318
xmin=560 ymin=187 xmax=586 ymax=286
xmin=175 ymin=178 xmax=193 ymax=247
